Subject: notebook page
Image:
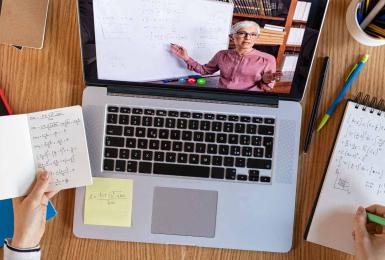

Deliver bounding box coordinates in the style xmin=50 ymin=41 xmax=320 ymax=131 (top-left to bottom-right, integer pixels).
xmin=307 ymin=101 xmax=385 ymax=254
xmin=28 ymin=106 xmax=93 ymax=191
xmin=0 ymin=115 xmax=35 ymax=200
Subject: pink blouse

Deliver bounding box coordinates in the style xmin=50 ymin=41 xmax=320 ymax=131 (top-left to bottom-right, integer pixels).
xmin=185 ymin=49 xmax=277 ymax=91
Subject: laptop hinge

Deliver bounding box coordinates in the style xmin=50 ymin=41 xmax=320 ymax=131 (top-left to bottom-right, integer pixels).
xmin=106 ymin=85 xmax=279 ymax=108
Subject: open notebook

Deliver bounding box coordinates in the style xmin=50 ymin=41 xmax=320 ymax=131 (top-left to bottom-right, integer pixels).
xmin=305 ymin=93 xmax=385 ymax=255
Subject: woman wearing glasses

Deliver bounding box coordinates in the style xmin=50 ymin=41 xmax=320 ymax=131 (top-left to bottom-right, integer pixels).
xmin=170 ymin=20 xmax=281 ymax=92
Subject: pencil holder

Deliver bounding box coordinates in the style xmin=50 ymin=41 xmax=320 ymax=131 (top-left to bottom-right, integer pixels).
xmin=346 ymin=0 xmax=385 ymax=46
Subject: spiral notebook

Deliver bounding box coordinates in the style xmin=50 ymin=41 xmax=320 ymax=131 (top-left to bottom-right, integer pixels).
xmin=305 ymin=93 xmax=385 ymax=255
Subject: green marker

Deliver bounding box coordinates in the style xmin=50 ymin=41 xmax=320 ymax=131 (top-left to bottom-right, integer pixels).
xmin=197 ymin=78 xmax=206 ymax=85
xmin=367 ymin=212 xmax=385 ymax=226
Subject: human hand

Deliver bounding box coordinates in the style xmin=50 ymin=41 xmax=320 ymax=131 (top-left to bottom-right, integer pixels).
xmin=11 ymin=171 xmax=59 ymax=249
xmin=262 ymin=71 xmax=282 ymax=84
xmin=170 ymin=43 xmax=189 ymax=61
xmin=353 ymin=205 xmax=385 ymax=260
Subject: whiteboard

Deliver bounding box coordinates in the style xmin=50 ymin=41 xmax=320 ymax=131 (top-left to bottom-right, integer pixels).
xmin=93 ymin=0 xmax=234 ymax=82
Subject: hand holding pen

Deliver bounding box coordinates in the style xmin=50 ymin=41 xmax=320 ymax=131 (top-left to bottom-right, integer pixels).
xmin=170 ymin=43 xmax=190 ymax=62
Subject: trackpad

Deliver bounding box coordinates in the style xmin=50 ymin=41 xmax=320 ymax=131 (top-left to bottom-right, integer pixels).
xmin=151 ymin=187 xmax=218 ymax=238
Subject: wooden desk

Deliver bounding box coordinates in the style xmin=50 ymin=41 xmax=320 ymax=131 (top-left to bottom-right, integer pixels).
xmin=0 ymin=0 xmax=384 ymax=259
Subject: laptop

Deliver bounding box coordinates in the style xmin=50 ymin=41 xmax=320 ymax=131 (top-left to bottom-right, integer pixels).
xmin=73 ymin=0 xmax=329 ymax=252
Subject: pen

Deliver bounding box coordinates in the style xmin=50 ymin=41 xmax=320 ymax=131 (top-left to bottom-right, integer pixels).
xmin=317 ymin=54 xmax=369 ymax=132
xmin=304 ymin=57 xmax=330 ymax=153
xmin=361 ymin=0 xmax=385 ymax=29
xmin=367 ymin=212 xmax=385 ymax=226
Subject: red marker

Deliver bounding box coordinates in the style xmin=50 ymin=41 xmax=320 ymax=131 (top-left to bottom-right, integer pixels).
xmin=187 ymin=78 xmax=196 ymax=84
xmin=0 ymin=88 xmax=12 ymax=115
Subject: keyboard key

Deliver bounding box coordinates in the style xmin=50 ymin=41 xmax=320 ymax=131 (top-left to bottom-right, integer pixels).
xmin=115 ymin=160 xmax=126 ymax=172
xmin=154 ymin=151 xmax=165 ymax=161
xmin=219 ymin=145 xmax=229 ymax=155
xmin=205 ymin=133 xmax=215 ymax=142
xmin=172 ymin=141 xmax=183 ymax=151
xmin=200 ymin=121 xmax=211 ymax=131
xmin=103 ymin=159 xmax=114 ymax=171
xmin=212 ymin=156 xmax=222 ymax=166
xmin=242 ymin=147 xmax=253 ymax=157
xmin=263 ymin=137 xmax=274 ymax=158
xmin=168 ymin=111 xmax=179 ymax=117
xmin=130 ymin=115 xmax=141 ymax=125
xmin=246 ymin=124 xmax=257 ymax=134
xmin=181 ymin=111 xmax=191 ymax=118
xmin=106 ymin=125 xmax=123 ymax=136
xmin=107 ymin=114 xmax=118 ymax=124
xmin=132 ymin=108 xmax=143 ymax=114
xmin=193 ymin=132 xmax=204 ymax=142
xmin=184 ymin=142 xmax=194 ymax=152
xmin=229 ymin=134 xmax=238 ymax=144
xmin=212 ymin=122 xmax=222 ymax=132
xmin=258 ymin=125 xmax=274 ymax=135
xmin=170 ymin=130 xmax=181 ymax=140
xmin=223 ymin=122 xmax=234 ymax=132
xmin=216 ymin=133 xmax=227 ymax=143
xmin=159 ymin=129 xmax=169 ymax=139
xmin=249 ymin=170 xmax=259 ymax=181
xmin=235 ymin=158 xmax=246 ymax=167
xmin=253 ymin=147 xmax=264 ymax=158
xmin=147 ymin=128 xmax=158 ymax=138
xmin=124 ymin=126 xmax=134 ymax=136
xmin=189 ymin=154 xmax=199 ymax=164
xmin=156 ymin=110 xmax=167 ymax=116
xmin=127 ymin=161 xmax=138 ymax=172
xmin=196 ymin=143 xmax=206 ymax=153
xmin=251 ymin=136 xmax=262 ymax=146
xmin=120 ymin=107 xmax=130 ymax=113
xmin=235 ymin=123 xmax=245 ymax=133
xmin=119 ymin=114 xmax=129 ymax=125
xmin=211 ymin=167 xmax=225 ymax=179
xmin=119 ymin=149 xmax=130 ymax=159
xmin=139 ymin=162 xmax=152 ymax=173
xmin=200 ymin=155 xmax=211 ymax=165
xmin=138 ymin=139 xmax=148 ymax=149
xmin=230 ymin=146 xmax=241 ymax=156
xmin=105 ymin=136 xmax=125 ymax=147
xmin=131 ymin=150 xmax=141 ymax=160
xmin=182 ymin=131 xmax=192 ymax=141
xmin=240 ymin=135 xmax=250 ymax=145
xmin=154 ymin=117 xmax=164 ymax=127
xmin=177 ymin=119 xmax=188 ymax=129
xmin=166 ymin=118 xmax=176 ymax=128
xmin=166 ymin=152 xmax=176 ymax=162
xmin=228 ymin=115 xmax=239 ymax=121
xmin=126 ymin=138 xmax=136 ymax=148
xmin=237 ymin=175 xmax=247 ymax=181
xmin=192 ymin=112 xmax=203 ymax=119
xmin=136 ymin=128 xmax=146 ymax=137
xmin=177 ymin=153 xmax=188 ymax=163
xmin=247 ymin=159 xmax=272 ymax=169
xmin=105 ymin=148 xmax=118 ymax=158
xmin=153 ymin=163 xmax=210 ymax=178
xmin=240 ymin=116 xmax=251 ymax=122
xmin=143 ymin=151 xmax=153 ymax=161
xmin=207 ymin=144 xmax=218 ymax=154
xmin=108 ymin=106 xmax=119 ymax=113
xmin=216 ymin=114 xmax=226 ymax=120
xmin=150 ymin=140 xmax=160 ymax=150
xmin=204 ymin=113 xmax=215 ymax=120
xmin=252 ymin=117 xmax=263 ymax=123
xmin=264 ymin=118 xmax=275 ymax=124
xmin=224 ymin=157 xmax=234 ymax=167
xmin=144 ymin=109 xmax=155 ymax=115
xmin=260 ymin=176 xmax=271 ymax=183
xmin=161 ymin=141 xmax=171 ymax=151
xmin=142 ymin=116 xmax=153 ymax=126
xmin=188 ymin=120 xmax=199 ymax=130
xmin=225 ymin=168 xmax=236 ymax=180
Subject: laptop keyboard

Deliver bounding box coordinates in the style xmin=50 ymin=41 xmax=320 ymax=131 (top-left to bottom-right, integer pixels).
xmin=102 ymin=105 xmax=275 ymax=184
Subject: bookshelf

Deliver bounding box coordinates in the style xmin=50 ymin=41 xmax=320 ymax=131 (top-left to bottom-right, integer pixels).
xmin=233 ymin=13 xmax=285 ymax=21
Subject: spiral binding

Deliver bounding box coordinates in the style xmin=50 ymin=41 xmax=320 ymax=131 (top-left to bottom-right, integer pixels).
xmin=354 ymin=92 xmax=385 ymax=116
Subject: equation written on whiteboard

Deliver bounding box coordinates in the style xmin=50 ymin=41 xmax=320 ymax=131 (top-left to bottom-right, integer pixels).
xmin=331 ymin=104 xmax=385 ymax=195
xmin=27 ymin=106 xmax=92 ymax=190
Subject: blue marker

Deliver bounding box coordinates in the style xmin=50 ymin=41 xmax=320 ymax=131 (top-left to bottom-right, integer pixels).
xmin=317 ymin=54 xmax=369 ymax=131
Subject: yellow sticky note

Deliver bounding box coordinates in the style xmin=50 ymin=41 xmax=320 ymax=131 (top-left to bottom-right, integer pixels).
xmin=84 ymin=177 xmax=133 ymax=227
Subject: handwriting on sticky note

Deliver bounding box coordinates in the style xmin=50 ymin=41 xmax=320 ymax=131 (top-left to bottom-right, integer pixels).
xmin=84 ymin=178 xmax=133 ymax=227
xmin=28 ymin=106 xmax=92 ymax=190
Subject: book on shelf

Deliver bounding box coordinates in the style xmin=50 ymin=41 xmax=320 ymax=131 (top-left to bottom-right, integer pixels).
xmin=264 ymin=24 xmax=285 ymax=32
xmin=256 ymin=28 xmax=285 ymax=45
xmin=280 ymin=53 xmax=299 ymax=81
xmin=218 ymin=0 xmax=286 ymax=17
xmin=287 ymin=27 xmax=305 ymax=46
xmin=293 ymin=1 xmax=311 ymax=22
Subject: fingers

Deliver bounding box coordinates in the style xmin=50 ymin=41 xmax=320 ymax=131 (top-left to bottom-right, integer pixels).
xmin=366 ymin=204 xmax=385 ymax=217
xmin=366 ymin=222 xmax=384 ymax=234
xmin=27 ymin=171 xmax=50 ymax=206
xmin=353 ymin=206 xmax=369 ymax=242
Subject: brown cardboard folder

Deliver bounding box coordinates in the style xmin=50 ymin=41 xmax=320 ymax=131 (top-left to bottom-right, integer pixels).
xmin=0 ymin=0 xmax=49 ymax=49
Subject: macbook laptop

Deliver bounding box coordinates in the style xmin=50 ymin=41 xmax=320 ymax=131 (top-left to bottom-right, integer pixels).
xmin=73 ymin=0 xmax=329 ymax=252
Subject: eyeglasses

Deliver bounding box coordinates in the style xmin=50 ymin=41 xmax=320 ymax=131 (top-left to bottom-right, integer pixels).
xmin=235 ymin=31 xmax=259 ymax=38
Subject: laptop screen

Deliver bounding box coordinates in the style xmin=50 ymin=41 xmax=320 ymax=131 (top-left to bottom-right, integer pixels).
xmin=78 ymin=0 xmax=328 ymax=100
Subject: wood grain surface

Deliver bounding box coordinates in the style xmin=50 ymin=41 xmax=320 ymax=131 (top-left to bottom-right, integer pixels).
xmin=1 ymin=0 xmax=385 ymax=259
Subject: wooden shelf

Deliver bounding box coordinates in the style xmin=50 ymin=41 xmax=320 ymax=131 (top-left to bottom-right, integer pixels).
xmin=292 ymin=20 xmax=308 ymax=24
xmin=233 ymin=13 xmax=285 ymax=21
xmin=285 ymin=45 xmax=302 ymax=51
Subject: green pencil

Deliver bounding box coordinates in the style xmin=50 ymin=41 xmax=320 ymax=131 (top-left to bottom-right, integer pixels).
xmin=367 ymin=212 xmax=385 ymax=226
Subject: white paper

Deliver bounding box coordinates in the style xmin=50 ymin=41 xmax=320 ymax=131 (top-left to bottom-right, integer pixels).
xmin=28 ymin=106 xmax=93 ymax=191
xmin=93 ymin=0 xmax=233 ymax=82
xmin=307 ymin=101 xmax=385 ymax=254
xmin=0 ymin=115 xmax=35 ymax=200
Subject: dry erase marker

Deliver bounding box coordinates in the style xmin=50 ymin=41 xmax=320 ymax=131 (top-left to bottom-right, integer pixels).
xmin=367 ymin=212 xmax=385 ymax=226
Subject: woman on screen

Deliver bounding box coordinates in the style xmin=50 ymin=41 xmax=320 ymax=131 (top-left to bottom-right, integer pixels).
xmin=170 ymin=20 xmax=281 ymax=92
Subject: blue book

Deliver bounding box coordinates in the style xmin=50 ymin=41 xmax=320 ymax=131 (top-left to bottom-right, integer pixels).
xmin=0 ymin=199 xmax=56 ymax=247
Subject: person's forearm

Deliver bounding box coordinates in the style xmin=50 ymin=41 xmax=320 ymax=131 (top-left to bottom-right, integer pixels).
xmin=185 ymin=58 xmax=216 ymax=75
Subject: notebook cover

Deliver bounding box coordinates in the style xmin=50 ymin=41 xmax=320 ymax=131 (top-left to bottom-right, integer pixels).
xmin=0 ymin=199 xmax=56 ymax=247
xmin=0 ymin=0 xmax=49 ymax=49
